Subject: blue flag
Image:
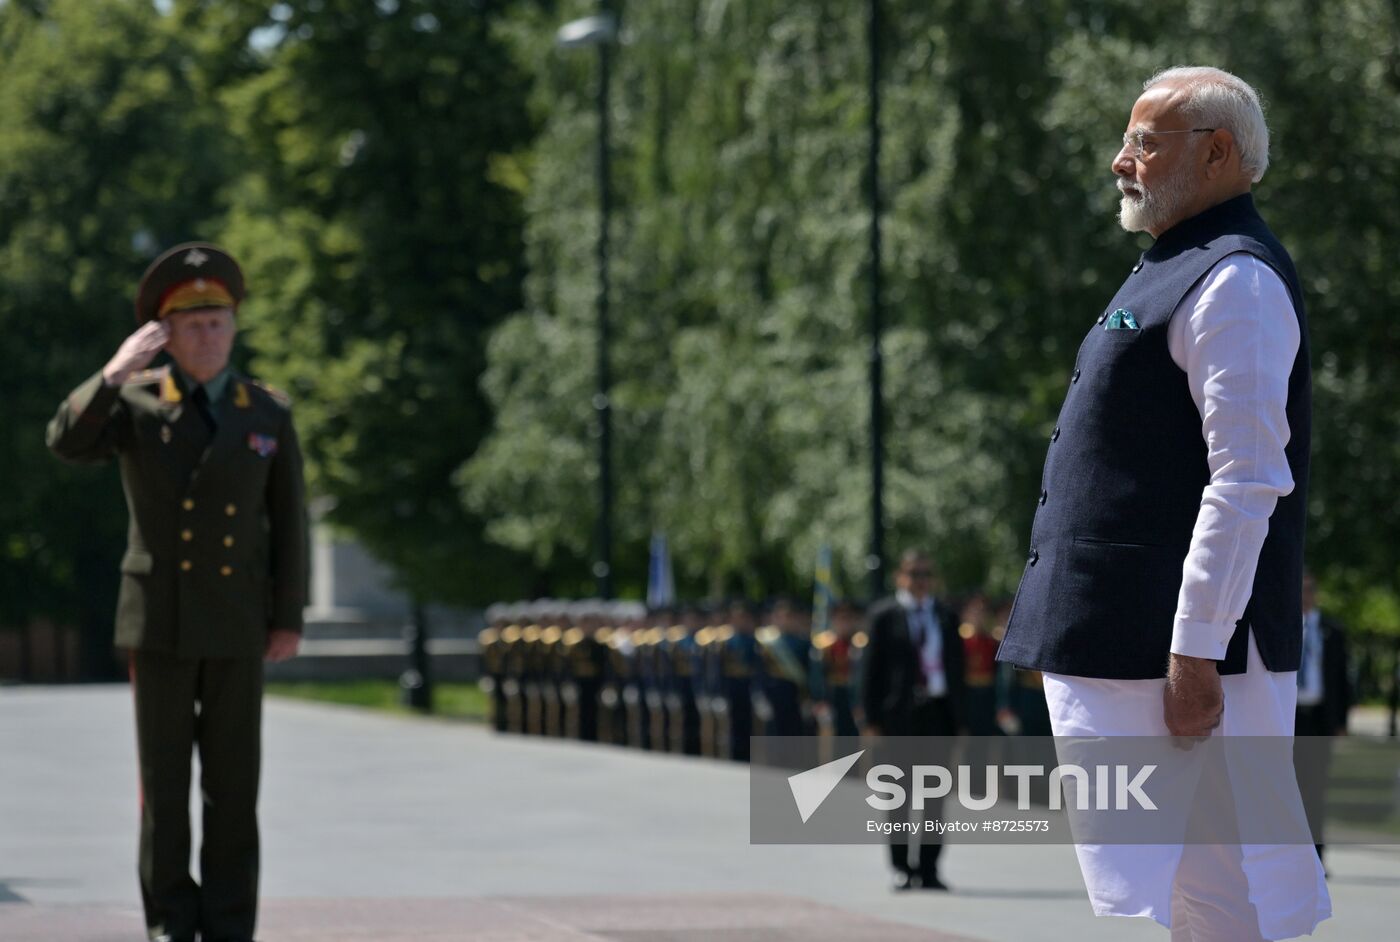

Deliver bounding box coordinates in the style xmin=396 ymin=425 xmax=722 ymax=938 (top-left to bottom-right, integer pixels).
xmin=812 ymin=543 xmax=834 ymax=633
xmin=647 ymin=532 xmax=675 ymax=610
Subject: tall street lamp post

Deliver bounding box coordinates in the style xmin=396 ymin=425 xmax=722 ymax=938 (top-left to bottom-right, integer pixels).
xmin=866 ymin=0 xmax=887 ymax=599
xmin=557 ymin=11 xmax=618 ymax=599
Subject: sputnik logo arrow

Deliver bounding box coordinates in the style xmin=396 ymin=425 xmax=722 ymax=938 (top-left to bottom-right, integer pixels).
xmin=787 ymin=750 xmax=864 ymax=823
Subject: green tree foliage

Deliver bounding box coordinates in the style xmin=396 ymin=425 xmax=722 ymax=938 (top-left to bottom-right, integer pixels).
xmin=4 ymin=0 xmax=1396 ymax=640
xmin=465 ymin=0 xmax=1400 ymax=620
xmin=212 ymin=0 xmax=537 ymax=604
xmin=0 ymin=0 xmax=234 ymax=658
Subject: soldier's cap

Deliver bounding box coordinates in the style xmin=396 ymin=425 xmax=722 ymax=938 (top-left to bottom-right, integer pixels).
xmin=135 ymin=242 xmax=245 ymax=325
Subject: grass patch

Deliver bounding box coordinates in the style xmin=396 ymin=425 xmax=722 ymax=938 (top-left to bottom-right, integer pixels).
xmin=267 ymin=679 xmax=489 ymax=721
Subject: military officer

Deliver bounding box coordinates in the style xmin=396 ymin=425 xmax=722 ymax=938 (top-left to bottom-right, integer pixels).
xmin=46 ymin=243 xmax=306 ymax=942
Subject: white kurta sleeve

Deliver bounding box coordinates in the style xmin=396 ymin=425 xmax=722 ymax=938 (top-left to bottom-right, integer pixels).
xmin=1166 ymin=252 xmax=1300 ymax=660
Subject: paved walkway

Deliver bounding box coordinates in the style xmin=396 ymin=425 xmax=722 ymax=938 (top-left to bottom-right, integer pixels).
xmin=2 ymin=686 xmax=1397 ymax=941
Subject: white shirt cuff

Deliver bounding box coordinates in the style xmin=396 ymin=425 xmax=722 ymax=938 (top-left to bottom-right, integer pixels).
xmin=1169 ymin=617 xmax=1237 ymax=660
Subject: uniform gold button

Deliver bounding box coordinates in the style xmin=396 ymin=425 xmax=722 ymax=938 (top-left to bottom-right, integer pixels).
xmin=182 ymin=499 xmax=195 ymax=511
xmin=220 ymin=565 xmax=233 ymax=576
xmin=180 ymin=560 xmax=193 ymax=572
xmin=223 ymin=536 xmax=235 ymax=547
xmin=181 ymin=529 xmax=193 ymax=542
xmin=225 ymin=503 xmax=237 ymax=516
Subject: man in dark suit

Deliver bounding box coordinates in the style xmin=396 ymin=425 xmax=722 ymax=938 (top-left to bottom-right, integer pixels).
xmin=47 ymin=243 xmax=306 ymax=942
xmin=860 ymin=550 xmax=965 ymax=891
xmin=1294 ymin=570 xmax=1351 ymax=867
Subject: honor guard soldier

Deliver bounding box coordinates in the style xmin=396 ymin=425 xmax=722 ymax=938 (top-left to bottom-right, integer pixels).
xmin=958 ymin=594 xmax=1003 ymax=798
xmin=639 ymin=623 xmax=668 ymax=751
xmin=812 ymin=599 xmax=865 ymax=739
xmin=520 ymin=622 xmax=545 ymax=734
xmin=959 ymin=594 xmax=1002 ymax=736
xmin=47 ymin=243 xmax=306 ymax=942
xmin=499 ymin=620 xmax=527 ymax=733
xmin=719 ymin=601 xmax=761 ymax=761
xmin=610 ymin=620 xmax=644 ymax=747
xmin=666 ymin=606 xmax=705 ymax=755
xmin=758 ymin=598 xmax=813 ymax=737
xmin=692 ymin=624 xmax=721 ymax=757
xmin=562 ymin=604 xmax=608 ymax=741
xmin=622 ymin=622 xmax=653 ymax=749
xmin=540 ymin=620 xmax=566 ymax=737
xmin=597 ymin=622 xmax=627 ymax=745
xmin=478 ymin=605 xmax=509 ymax=733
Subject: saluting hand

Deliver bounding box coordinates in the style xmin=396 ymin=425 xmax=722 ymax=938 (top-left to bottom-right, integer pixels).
xmin=102 ymin=320 xmax=170 ymax=386
xmin=265 ymin=629 xmax=300 ymax=663
xmin=1163 ymin=653 xmax=1224 ymax=738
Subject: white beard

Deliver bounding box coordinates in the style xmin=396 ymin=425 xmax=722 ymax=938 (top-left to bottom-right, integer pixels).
xmin=1117 ymin=162 xmax=1194 ymax=234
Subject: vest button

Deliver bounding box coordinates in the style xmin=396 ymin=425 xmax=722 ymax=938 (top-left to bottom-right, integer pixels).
xmin=1072 ymin=368 xmax=1081 ymax=383
xmin=1051 ymin=427 xmax=1060 ymax=442
xmin=1028 ymin=549 xmax=1039 ymax=565
xmin=1132 ymin=260 xmax=1144 ymax=273
xmin=1097 ymin=313 xmax=1107 ymax=324
xmin=1039 ymin=490 xmax=1047 ymax=505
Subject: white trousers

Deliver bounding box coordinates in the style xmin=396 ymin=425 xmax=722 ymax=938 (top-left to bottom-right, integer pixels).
xmin=1043 ymin=631 xmax=1331 ymax=941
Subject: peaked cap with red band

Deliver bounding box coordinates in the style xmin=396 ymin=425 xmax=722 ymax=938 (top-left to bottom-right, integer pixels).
xmin=134 ymin=242 xmax=245 ymax=325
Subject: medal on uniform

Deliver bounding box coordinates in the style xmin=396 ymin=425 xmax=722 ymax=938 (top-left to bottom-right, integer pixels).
xmin=248 ymin=433 xmax=278 ymax=457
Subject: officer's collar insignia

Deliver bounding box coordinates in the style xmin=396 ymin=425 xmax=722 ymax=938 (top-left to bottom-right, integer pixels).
xmin=233 ymin=382 xmax=252 ymax=409
xmin=183 ymin=248 xmax=210 ymax=268
xmin=161 ymin=373 xmax=183 ymax=403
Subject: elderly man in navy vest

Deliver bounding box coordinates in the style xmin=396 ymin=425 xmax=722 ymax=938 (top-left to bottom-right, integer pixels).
xmin=997 ymin=67 xmax=1329 ymax=940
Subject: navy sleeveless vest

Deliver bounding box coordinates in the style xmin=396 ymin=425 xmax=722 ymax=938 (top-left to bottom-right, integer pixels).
xmin=996 ymin=194 xmax=1310 ymax=679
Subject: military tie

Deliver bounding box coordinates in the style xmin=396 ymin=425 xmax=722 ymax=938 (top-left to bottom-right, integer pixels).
xmin=191 ymin=385 xmax=217 ymax=436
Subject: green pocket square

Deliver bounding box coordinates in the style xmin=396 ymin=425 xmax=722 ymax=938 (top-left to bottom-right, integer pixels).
xmin=1104 ymin=308 xmax=1140 ymax=330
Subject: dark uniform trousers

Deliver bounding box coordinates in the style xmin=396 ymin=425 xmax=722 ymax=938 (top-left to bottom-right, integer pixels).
xmin=131 ymin=652 xmax=263 ymax=942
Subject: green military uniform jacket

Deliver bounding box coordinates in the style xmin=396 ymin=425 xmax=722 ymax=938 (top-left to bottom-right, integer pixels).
xmin=47 ymin=366 xmax=306 ymax=658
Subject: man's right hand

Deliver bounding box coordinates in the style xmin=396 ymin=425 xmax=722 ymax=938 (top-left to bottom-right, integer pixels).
xmin=102 ymin=320 xmax=170 ymax=386
xmin=1164 ymin=652 xmax=1224 ymax=738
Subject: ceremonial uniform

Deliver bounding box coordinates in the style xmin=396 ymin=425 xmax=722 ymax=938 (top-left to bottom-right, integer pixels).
xmin=719 ymin=626 xmax=759 ymax=761
xmin=666 ymin=625 xmax=703 ymax=755
xmin=758 ymin=626 xmax=813 ymax=736
xmin=47 ymin=243 xmax=306 ymax=942
xmin=811 ymin=628 xmax=862 ymax=738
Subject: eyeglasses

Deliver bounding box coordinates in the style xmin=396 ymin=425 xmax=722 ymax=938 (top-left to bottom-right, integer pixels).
xmin=1120 ymin=127 xmax=1216 ymax=161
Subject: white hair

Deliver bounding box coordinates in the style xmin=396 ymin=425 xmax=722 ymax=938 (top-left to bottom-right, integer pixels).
xmin=1143 ymin=66 xmax=1270 ymax=183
